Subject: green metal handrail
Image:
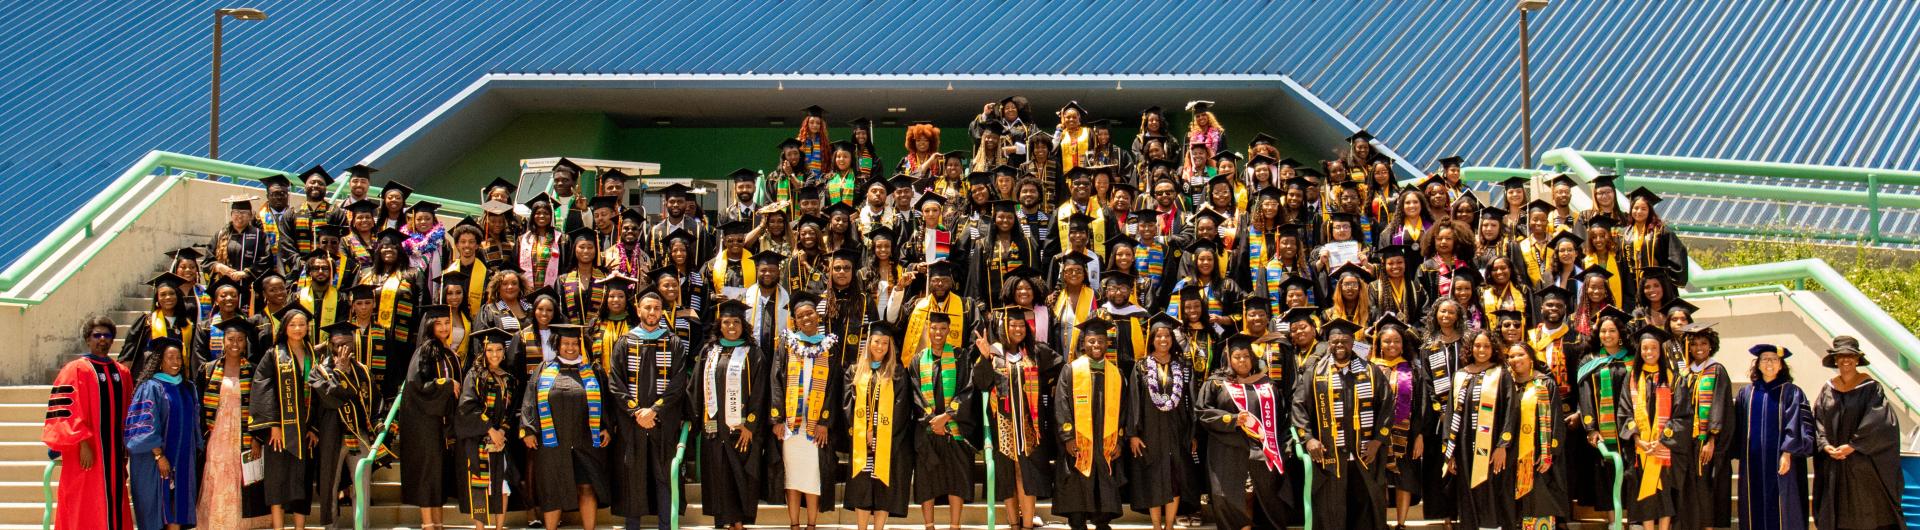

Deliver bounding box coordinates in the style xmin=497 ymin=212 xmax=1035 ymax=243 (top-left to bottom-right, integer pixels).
xmin=0 ymin=150 xmax=485 ymax=305
xmin=1593 ymin=441 xmax=1625 ymax=530
xmin=981 ymin=398 xmax=996 ymax=530
xmin=669 ymin=421 xmax=690 ymax=530
xmin=1293 ymin=437 xmax=1313 ymax=530
xmin=39 ymin=458 xmax=56 ymax=530
xmin=353 ymin=381 xmax=407 ymax=530
xmin=1687 ymin=258 xmax=1920 ymax=372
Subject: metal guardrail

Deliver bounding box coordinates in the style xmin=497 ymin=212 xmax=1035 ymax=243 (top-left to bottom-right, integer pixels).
xmin=39 ymin=458 xmax=55 ymax=530
xmin=0 ymin=151 xmax=485 ymax=306
xmin=352 ymin=381 xmax=406 ymax=530
xmin=1594 ymin=442 xmax=1625 ymax=530
xmin=670 ymin=421 xmax=689 ymax=530
xmin=1293 ymin=438 xmax=1312 ymax=530
xmin=982 ymin=398 xmax=996 ymax=530
xmin=1686 ymin=258 xmax=1920 ymax=373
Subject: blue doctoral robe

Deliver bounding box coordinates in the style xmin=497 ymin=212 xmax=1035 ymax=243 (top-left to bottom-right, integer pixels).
xmin=125 ymin=377 xmax=202 ymax=530
xmin=1728 ymin=378 xmax=1814 ymax=530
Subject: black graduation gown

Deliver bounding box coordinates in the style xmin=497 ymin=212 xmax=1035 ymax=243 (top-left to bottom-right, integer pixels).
xmin=518 ymin=359 xmax=615 ymax=513
xmin=1621 ymin=370 xmax=1692 ymax=523
xmin=1375 ymin=356 xmax=1431 ymax=499
xmin=1514 ymin=372 xmax=1571 ymax=521
xmin=605 ymin=329 xmax=689 ymax=519
xmin=972 ymin=343 xmax=1062 ymax=501
xmin=306 ymin=359 xmax=378 ymax=525
xmin=207 ymin=224 xmax=280 ymax=309
xmin=1292 ymin=356 xmax=1395 ymax=530
xmin=765 ymin=334 xmax=842 ymax=508
xmin=1417 ymin=338 xmax=1464 ymax=519
xmin=1812 ymin=379 xmax=1904 ymax=530
xmin=965 ymin=232 xmax=1036 ymax=305
xmin=357 ymin=266 xmax=427 ymax=399
xmin=841 ymin=364 xmax=921 ymax=516
xmin=1675 ymin=361 xmax=1734 ymax=529
xmin=908 ymin=346 xmax=977 ymax=504
xmin=248 ymin=345 xmax=316 ymax=513
xmin=687 ymin=342 xmax=768 ymax=525
xmin=1051 ymin=358 xmax=1129 ymax=518
xmin=1574 ymin=351 xmax=1634 ymax=511
xmin=1444 ymin=366 xmax=1518 ymax=530
xmin=1194 ymin=375 xmax=1290 ymax=530
xmin=397 ymin=341 xmax=459 ymax=508
xmin=1123 ymin=356 xmax=1192 ymax=513
xmin=454 ymin=368 xmax=522 ymax=517
xmin=121 ymin=312 xmax=195 ymax=370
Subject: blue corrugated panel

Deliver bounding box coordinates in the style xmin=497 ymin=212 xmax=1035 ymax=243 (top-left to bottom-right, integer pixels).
xmin=2 ymin=0 xmax=1917 ymax=269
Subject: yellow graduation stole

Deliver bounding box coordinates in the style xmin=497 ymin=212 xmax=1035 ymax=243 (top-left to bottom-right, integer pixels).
xmin=1055 ymin=198 xmax=1107 ymax=257
xmin=708 ymin=254 xmax=756 ymax=290
xmin=1052 ymin=286 xmax=1098 ymax=351
xmin=448 ymin=260 xmax=487 ymax=318
xmin=850 ymin=367 xmax=896 ymax=484
xmin=299 ymin=285 xmax=340 ymax=331
xmin=1058 ymin=127 xmax=1091 ymax=170
xmin=901 ymin=294 xmax=965 ymax=359
xmin=1633 ymin=367 xmax=1673 ymax=500
xmin=1068 ymin=356 xmax=1122 ymax=476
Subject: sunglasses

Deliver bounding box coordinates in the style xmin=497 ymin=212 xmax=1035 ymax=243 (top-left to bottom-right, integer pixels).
xmin=89 ymin=333 xmax=114 ymax=340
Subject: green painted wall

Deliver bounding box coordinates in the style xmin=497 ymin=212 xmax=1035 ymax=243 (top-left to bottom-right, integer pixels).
xmin=423 ymin=112 xmax=618 ymax=198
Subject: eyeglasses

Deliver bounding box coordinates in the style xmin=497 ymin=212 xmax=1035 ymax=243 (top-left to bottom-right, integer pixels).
xmin=88 ymin=333 xmax=114 ymax=340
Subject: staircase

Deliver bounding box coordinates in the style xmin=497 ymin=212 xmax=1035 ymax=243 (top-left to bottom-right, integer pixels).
xmin=0 ymin=385 xmax=66 ymax=529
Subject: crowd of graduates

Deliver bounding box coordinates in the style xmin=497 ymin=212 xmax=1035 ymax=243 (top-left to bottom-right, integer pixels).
xmin=39 ymin=98 xmax=1909 ymax=530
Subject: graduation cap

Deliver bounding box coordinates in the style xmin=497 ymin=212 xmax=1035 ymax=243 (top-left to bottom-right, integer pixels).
xmin=1086 ymin=118 xmax=1116 ymax=130
xmin=828 ymin=247 xmax=863 ymax=265
xmin=145 ymin=272 xmax=190 ymax=290
xmin=381 ymin=180 xmax=414 ymax=201
xmin=1282 ymin=306 xmax=1321 ymax=324
xmin=1370 ymin=313 xmax=1410 ymax=335
xmin=886 ymin=173 xmax=919 ymax=193
xmin=1330 ymin=262 xmax=1375 ymax=284
xmin=1547 ymin=173 xmax=1579 ymax=188
xmin=1638 ymin=265 xmax=1677 ymax=282
xmin=1128 ymin=208 xmax=1161 ymax=222
xmin=1547 ymin=230 xmax=1584 ymax=250
xmin=1254 ymin=185 xmax=1286 ymax=203
xmin=1278 ymin=274 xmax=1317 ymax=295
xmin=777 ymin=138 xmax=805 ymax=150
xmin=527 ymin=286 xmax=559 ymax=303
xmin=552 ymin=158 xmax=585 ymax=177
xmin=479 ymin=200 xmax=513 ymax=215
xmin=298 ymin=165 xmax=335 ymax=186
xmin=1449 ymin=266 xmax=1483 ymax=286
xmin=596 ymin=272 xmax=639 ymax=293
xmin=146 ymin=335 xmax=183 ymax=353
xmin=274 ymin=301 xmax=311 ymax=322
xmin=1580 ymin=266 xmax=1614 ymax=281
xmin=1661 ymin=299 xmax=1700 ymax=317
xmin=1325 ymin=212 xmax=1360 ymax=227
xmin=787 ymin=289 xmax=822 ymax=311
xmin=1205 ymin=172 xmax=1236 ymax=190
xmin=348 ymin=284 xmax=379 ymax=302
xmin=587 ymin=195 xmax=621 ymax=212
xmin=795 ymin=183 xmax=824 ymax=201
xmin=864 ymin=224 xmax=898 ymax=242
xmin=1367 ymin=154 xmax=1393 ymax=167
xmin=220 ymin=194 xmax=258 ymax=211
xmin=1625 ymin=187 xmax=1663 ymax=206
xmin=321 ymin=321 xmax=359 ymax=339
xmin=258 ymin=173 xmax=292 ymax=190
xmin=1108 ymin=180 xmax=1138 ymax=198
xmin=1057 ymin=251 xmax=1096 ymax=269
xmin=1076 ymin=317 xmax=1115 ymax=335
xmin=1148 ymin=312 xmax=1181 ymax=329
xmin=1101 ymin=269 xmax=1136 ymax=286
xmin=1140 ymin=105 xmax=1164 ymax=116
xmin=1320 ymin=318 xmax=1363 ymax=338
xmin=407 ymin=200 xmax=442 ymax=216
xmin=344 ymin=164 xmax=379 ymax=180
xmin=966 ymin=171 xmax=995 ymax=187
xmin=439 ymin=270 xmax=470 ymax=291
xmin=1212 ymin=150 xmax=1243 ymax=163
xmin=728 ymin=168 xmax=759 ymax=182
xmin=1524 ymin=199 xmax=1555 ymax=214
xmin=942 ymin=150 xmax=969 ymax=161
xmin=1247 ymin=153 xmax=1279 ymax=167
xmin=165 ymin=245 xmax=204 ymax=262
xmin=1145 ymin=158 xmax=1179 ymax=173
xmin=794 ymin=213 xmax=828 ymax=231
xmin=417 ymin=304 xmax=452 ymax=322
xmin=566 ymin=227 xmax=599 ymax=244
xmin=483 ymin=177 xmax=518 ymax=197
xmin=717 ymin=219 xmax=753 ymax=237
xmin=1491 ymin=309 xmax=1526 ymax=324
xmin=652 ymin=182 xmax=695 ymax=198
xmin=1276 ymin=157 xmax=1303 ymax=169
xmin=205 ymin=274 xmax=239 ymax=293
xmin=1182 ymin=237 xmax=1221 ymax=255
xmin=750 ymin=249 xmax=786 ymax=265
xmin=1241 ymin=295 xmax=1272 ymax=313
xmin=1748 ymin=343 xmax=1793 ymax=359
xmin=1437 ymin=155 xmax=1465 ymax=168
xmin=1184 ymin=100 xmax=1215 ymax=113
xmin=215 ymin=315 xmax=258 ymax=338
xmin=1534 ymin=284 xmax=1574 ymax=304
xmin=1058 ymin=100 xmax=1088 ymax=116
xmin=1065 ymin=213 xmax=1096 ymax=233
xmin=619 ymin=207 xmax=646 ymax=225
xmin=1596 ymin=305 xmax=1632 ymax=325
xmin=989 ymin=199 xmax=1019 ymax=214
xmin=926 ymin=259 xmax=957 ymax=278
xmin=1590 ymin=171 xmax=1620 ymax=190
xmin=1478 ymin=206 xmax=1509 ymax=221
xmin=1248 ymin=132 xmax=1278 ymax=148
xmin=865 ymin=319 xmax=900 ymax=340
xmin=912 ymin=191 xmax=947 ymax=211
xmin=645 ymin=265 xmax=682 ymax=284
xmin=1500 ymin=176 xmax=1532 ymax=190
xmin=1632 ymin=325 xmax=1672 ymax=345
xmin=1374 ymin=244 xmax=1417 ymax=263
xmin=847 ymin=117 xmax=873 ymax=129
xmin=927 ymin=310 xmax=952 ymax=325
xmin=1224 ymin=334 xmax=1257 ymax=352
xmin=470 ymin=327 xmax=514 ymax=345
xmin=1346 ymin=130 xmax=1374 ymax=142
xmin=547 ymin=323 xmax=585 ymax=338
xmin=525 ymin=192 xmax=556 ymax=208
xmin=802 ymin=105 xmax=825 ymax=118
xmin=375 ymin=228 xmax=408 ymax=246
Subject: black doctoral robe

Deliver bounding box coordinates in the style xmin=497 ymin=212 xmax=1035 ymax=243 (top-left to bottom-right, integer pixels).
xmin=454 ymin=368 xmax=522 ymax=518
xmin=249 ymin=344 xmax=316 ymax=513
xmin=1195 ymin=374 xmax=1291 ymax=530
xmin=605 ymin=328 xmax=689 ymax=520
xmin=1123 ymin=355 xmax=1192 ymax=513
xmin=1051 ymin=357 xmax=1129 ymax=519
xmin=518 ymin=359 xmax=614 ymax=513
xmin=687 ymin=342 xmax=768 ymax=526
xmin=841 ymin=364 xmax=920 ymax=516
xmin=1292 ymin=355 xmax=1394 ymax=530
xmin=397 ymin=340 xmax=460 ymax=508
xmin=1812 ymin=378 xmax=1904 ymax=530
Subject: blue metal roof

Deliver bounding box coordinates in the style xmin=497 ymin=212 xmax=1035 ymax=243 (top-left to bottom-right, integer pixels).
xmin=2 ymin=0 xmax=1915 ymax=268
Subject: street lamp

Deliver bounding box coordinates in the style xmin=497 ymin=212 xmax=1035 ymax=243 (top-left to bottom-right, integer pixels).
xmin=212 ymin=7 xmax=267 ymax=160
xmin=1517 ymin=0 xmax=1548 ymax=167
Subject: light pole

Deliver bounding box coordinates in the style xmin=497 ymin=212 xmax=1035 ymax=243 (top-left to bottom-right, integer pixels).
xmin=1517 ymin=0 xmax=1548 ymax=167
xmin=212 ymin=7 xmax=267 ymax=160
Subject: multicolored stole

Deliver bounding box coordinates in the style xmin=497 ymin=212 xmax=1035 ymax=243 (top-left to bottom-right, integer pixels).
xmin=1374 ymin=357 xmax=1415 ymax=465
xmin=1069 ymin=356 xmax=1122 ymax=476
xmin=466 ymin=373 xmax=506 ymax=521
xmin=202 ymin=361 xmax=253 ymax=455
xmin=1051 ymin=287 xmax=1097 ymax=352
xmin=375 ymin=272 xmax=414 ymax=343
xmin=535 ymin=360 xmax=602 ymax=447
xmin=918 ymin=344 xmax=960 ymax=438
xmin=1228 ymin=381 xmax=1284 ymax=472
xmin=1465 ymin=367 xmax=1504 ymax=487
xmin=783 ymin=334 xmax=835 ymax=439
xmin=1633 ymin=368 xmax=1672 ymax=500
xmin=1529 ymin=325 xmax=1572 ymax=394
xmin=902 ymin=294 xmax=965 ymax=358
xmin=850 ymin=366 xmax=896 ymax=484
xmin=1517 ymin=376 xmax=1553 ymax=497
xmin=1692 ymin=365 xmax=1718 ymax=449
xmin=992 ymin=350 xmax=1042 ymax=458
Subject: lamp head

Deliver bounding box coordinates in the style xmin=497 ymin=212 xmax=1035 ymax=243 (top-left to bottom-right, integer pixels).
xmin=1517 ymin=0 xmax=1549 ymax=12
xmin=217 ymin=8 xmax=268 ymax=20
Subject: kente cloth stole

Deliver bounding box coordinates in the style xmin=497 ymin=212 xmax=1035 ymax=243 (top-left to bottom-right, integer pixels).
xmin=924 ymin=228 xmax=951 ymax=263
xmin=1167 ymin=283 xmax=1223 ymax=323
xmin=1102 ymin=312 xmax=1147 ymax=362
xmin=520 ymin=328 xmax=544 ymax=378
xmin=535 ymin=362 xmax=602 ymax=447
xmin=202 ymin=361 xmax=254 ymax=455
xmin=851 ymin=367 xmax=896 ymax=484
xmin=528 ymin=235 xmax=554 ymax=285
xmin=375 ymin=273 xmax=414 ymax=343
xmin=1529 ymin=326 xmax=1571 ymax=393
xmin=1468 ymin=367 xmax=1504 ymax=487
xmin=918 ymin=344 xmax=961 ymax=438
xmin=561 ymin=272 xmax=606 ymax=322
xmin=783 ymin=337 xmax=834 ymax=438
xmin=1632 ymin=371 xmax=1672 ymax=500
xmin=1137 ymin=239 xmax=1166 ymax=286
xmin=1228 ymin=381 xmax=1285 ymax=472
xmin=1069 ymin=357 xmax=1121 ymax=476
xmin=702 ymin=345 xmax=750 ymax=434
xmin=590 ymin=318 xmax=632 ymax=373
xmin=258 ymin=209 xmax=282 ymax=248
xmin=994 ymin=352 xmax=1042 ymax=458
xmin=709 ymin=256 xmax=755 ymax=290
xmin=293 ymin=204 xmax=328 ymax=254
xmin=1692 ymin=366 xmax=1717 ymax=445
xmin=904 ymin=294 xmax=965 ymax=360
xmin=467 ymin=377 xmax=503 ymax=521
xmin=1517 ymin=378 xmax=1552 ymax=498
xmin=269 ymin=347 xmax=313 ymax=459
xmin=1256 ymin=341 xmax=1286 ymax=383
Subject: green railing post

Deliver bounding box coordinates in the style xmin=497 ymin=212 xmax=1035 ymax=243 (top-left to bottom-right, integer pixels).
xmin=982 ymin=399 xmax=996 ymax=530
xmin=354 ymin=382 xmax=407 ymax=530
xmin=1594 ymin=442 xmax=1626 ymax=530
xmin=40 ymin=459 xmax=56 ymax=530
xmin=1867 ymin=173 xmax=1882 ymax=244
xmin=670 ymin=422 xmax=690 ymax=530
xmin=1293 ymin=437 xmax=1313 ymax=530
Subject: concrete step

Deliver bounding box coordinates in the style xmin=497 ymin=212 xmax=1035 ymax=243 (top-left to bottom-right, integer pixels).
xmin=0 ymin=464 xmax=55 ymax=484
xmin=0 ymin=482 xmax=55 ymax=504
xmin=0 ymin=443 xmax=52 ymax=462
xmin=356 ymin=499 xmax=1151 ymax=527
xmin=0 ymin=406 xmax=46 ymax=424
xmin=0 ymin=502 xmax=54 ymax=525
xmin=0 ymin=424 xmax=46 ymax=444
xmin=0 ymin=388 xmax=50 ymax=403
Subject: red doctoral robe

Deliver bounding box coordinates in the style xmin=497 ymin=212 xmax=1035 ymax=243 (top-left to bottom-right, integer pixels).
xmin=42 ymin=354 xmax=134 ymax=530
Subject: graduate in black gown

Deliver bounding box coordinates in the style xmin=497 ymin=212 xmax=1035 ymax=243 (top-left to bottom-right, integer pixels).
xmin=1508 ymin=338 xmax=1569 ymax=530
xmin=908 ymin=309 xmax=977 ymax=530
xmin=308 ymin=321 xmax=381 ymax=527
xmin=606 ymin=288 xmax=689 ymax=530
xmin=688 ymin=301 xmax=769 ymax=530
xmin=518 ymin=323 xmax=613 ymax=530
xmin=1124 ymin=314 xmax=1191 ymax=530
xmin=1674 ymin=322 xmax=1734 ymax=530
xmin=1575 ymin=306 xmax=1636 ymax=515
xmin=250 ymin=304 xmax=319 ymax=529
xmin=1194 ymin=335 xmax=1291 ymax=530
xmin=1728 ymin=344 xmax=1814 ymax=530
xmin=122 ymin=272 xmax=197 ymax=370
xmin=1293 ymin=319 xmax=1393 ymax=530
xmin=456 ymin=328 xmax=522 ymax=530
xmin=1444 ymin=330 xmax=1517 ymax=530
xmin=398 ymin=304 xmax=460 ymax=529
xmin=769 ymin=290 xmax=842 ymax=529
xmin=1367 ymin=314 xmax=1430 ymax=530
xmin=971 ymin=306 xmax=1062 ymax=530
xmin=1810 ymin=337 xmax=1903 ymax=530
xmin=844 ymin=321 xmax=920 ymax=530
xmin=1053 ymin=318 xmax=1130 ymax=530
xmin=1621 ymin=326 xmax=1691 ymax=530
